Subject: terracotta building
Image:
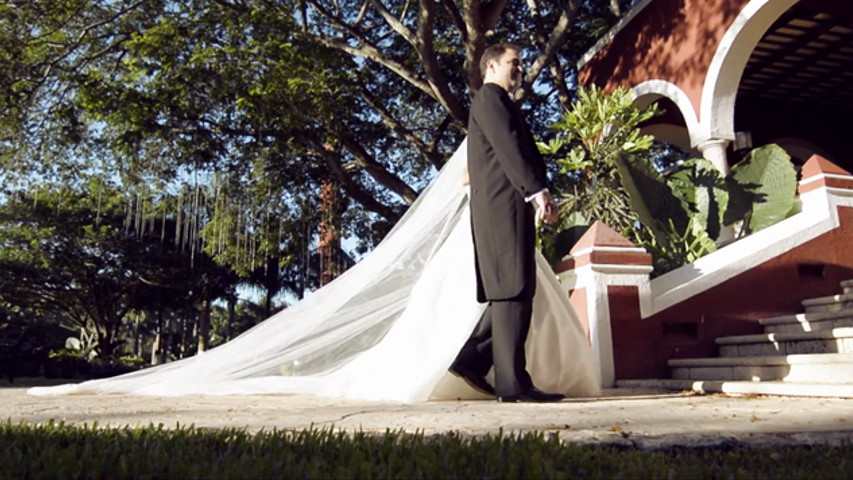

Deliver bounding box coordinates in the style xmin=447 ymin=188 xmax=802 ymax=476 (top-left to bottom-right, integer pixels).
xmin=558 ymin=0 xmax=853 ymax=397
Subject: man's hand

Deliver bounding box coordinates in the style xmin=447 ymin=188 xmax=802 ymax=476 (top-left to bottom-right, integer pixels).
xmin=532 ymin=191 xmax=558 ymax=225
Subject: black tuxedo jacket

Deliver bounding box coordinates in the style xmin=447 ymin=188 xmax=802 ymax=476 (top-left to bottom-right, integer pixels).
xmin=467 ymin=83 xmax=548 ymax=302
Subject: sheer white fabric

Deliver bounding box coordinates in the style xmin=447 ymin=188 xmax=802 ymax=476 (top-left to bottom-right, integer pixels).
xmin=29 ymin=141 xmax=600 ymax=402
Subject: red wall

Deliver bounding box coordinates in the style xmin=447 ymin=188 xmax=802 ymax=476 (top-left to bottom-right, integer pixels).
xmin=580 ymin=0 xmax=747 ymax=119
xmin=610 ymin=206 xmax=853 ymax=379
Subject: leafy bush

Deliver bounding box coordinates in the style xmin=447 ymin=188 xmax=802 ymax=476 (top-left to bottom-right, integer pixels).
xmin=538 ymin=86 xmax=661 ymax=266
xmin=64 ymin=328 xmax=99 ymax=361
xmin=44 ymin=349 xmax=90 ymax=378
xmin=614 ymin=144 xmax=797 ymax=273
xmin=43 ymin=351 xmax=147 ymax=380
xmin=542 ymin=87 xmax=798 ymax=274
xmin=118 ymin=355 xmax=148 ymax=369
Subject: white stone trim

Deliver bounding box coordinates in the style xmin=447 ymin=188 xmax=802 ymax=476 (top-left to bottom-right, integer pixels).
xmin=591 ymin=264 xmax=654 ymax=275
xmin=799 ymin=173 xmax=853 ymax=186
xmin=826 ymin=187 xmax=853 ymax=199
xmin=576 ymin=0 xmax=655 ymax=70
xmin=558 ymin=263 xmax=652 ymax=286
xmin=569 ymin=245 xmax=649 ymax=257
xmin=649 ymin=186 xmax=853 ymax=316
xmin=559 ymin=261 xmax=653 ymax=387
xmin=590 ymin=276 xmax=615 ymax=387
xmin=698 ymin=0 xmax=798 ymax=144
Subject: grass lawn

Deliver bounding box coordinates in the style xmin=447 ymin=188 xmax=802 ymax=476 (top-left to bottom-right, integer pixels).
xmin=1 ymin=421 xmax=851 ymax=479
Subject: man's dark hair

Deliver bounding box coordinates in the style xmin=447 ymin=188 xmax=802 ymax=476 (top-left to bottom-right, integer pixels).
xmin=479 ymin=43 xmax=520 ymax=80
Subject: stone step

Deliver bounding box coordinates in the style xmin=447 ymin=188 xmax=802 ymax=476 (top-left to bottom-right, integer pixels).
xmin=841 ymin=279 xmax=853 ymax=294
xmin=617 ymin=379 xmax=853 ymax=398
xmin=802 ymin=293 xmax=853 ymax=313
xmin=716 ymin=328 xmax=853 ymax=357
xmin=759 ymin=309 xmax=853 ymax=333
xmin=669 ymin=353 xmax=853 ymax=383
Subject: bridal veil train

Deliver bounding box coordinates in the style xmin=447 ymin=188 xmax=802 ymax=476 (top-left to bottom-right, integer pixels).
xmin=29 ymin=141 xmax=600 ymax=402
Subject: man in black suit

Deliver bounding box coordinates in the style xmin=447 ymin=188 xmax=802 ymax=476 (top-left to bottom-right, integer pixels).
xmin=450 ymin=43 xmax=564 ymax=403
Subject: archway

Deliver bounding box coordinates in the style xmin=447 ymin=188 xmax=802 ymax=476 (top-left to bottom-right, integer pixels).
xmin=704 ymin=0 xmax=853 ymax=170
xmin=700 ymin=0 xmax=799 ymax=145
xmin=632 ymin=80 xmax=702 ymax=167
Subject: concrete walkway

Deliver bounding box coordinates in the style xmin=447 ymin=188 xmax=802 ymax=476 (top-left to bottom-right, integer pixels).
xmin=3 ymin=385 xmax=852 ymax=449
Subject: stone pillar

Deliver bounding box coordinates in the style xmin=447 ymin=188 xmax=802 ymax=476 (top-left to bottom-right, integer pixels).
xmin=798 ymin=154 xmax=853 ymax=196
xmin=697 ymin=138 xmax=730 ymax=176
xmin=554 ymin=222 xmax=653 ymax=387
xmin=697 ymin=138 xmax=734 ymax=242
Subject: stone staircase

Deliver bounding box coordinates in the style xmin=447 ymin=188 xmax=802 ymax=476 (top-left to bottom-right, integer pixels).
xmin=617 ymin=280 xmax=853 ymax=398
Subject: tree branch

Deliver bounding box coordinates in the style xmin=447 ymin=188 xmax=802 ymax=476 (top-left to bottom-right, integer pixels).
xmin=359 ymin=84 xmax=444 ymax=169
xmin=460 ymin=0 xmax=498 ymax=91
xmin=336 ymin=134 xmax=419 ymax=204
xmin=414 ymin=0 xmax=468 ymax=123
xmin=293 ymin=30 xmax=439 ymax=104
xmin=481 ymin=0 xmax=508 ymax=32
xmin=428 ymin=115 xmax=453 ymax=164
xmin=518 ymin=0 xmax=582 ymax=100
xmin=548 ymin=57 xmax=571 ymax=108
xmin=368 ymin=0 xmax=418 ymax=45
xmin=40 ymin=0 xmax=146 ymax=82
xmin=439 ymin=0 xmax=466 ymax=42
xmin=306 ymin=141 xmax=400 ymax=220
xmin=305 ymin=0 xmax=468 ymax=123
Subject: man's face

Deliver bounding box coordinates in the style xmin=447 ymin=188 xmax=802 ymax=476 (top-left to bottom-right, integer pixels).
xmin=489 ymin=49 xmax=522 ymax=91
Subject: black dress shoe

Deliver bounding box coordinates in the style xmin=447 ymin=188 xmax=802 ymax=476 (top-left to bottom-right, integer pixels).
xmin=450 ymin=366 xmax=495 ymax=396
xmin=497 ymin=387 xmax=564 ymax=403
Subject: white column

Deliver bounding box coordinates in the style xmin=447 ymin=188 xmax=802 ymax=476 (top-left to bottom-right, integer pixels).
xmin=559 ymin=261 xmax=653 ymax=389
xmin=698 ymin=138 xmax=734 ymax=243
xmin=697 ymin=138 xmax=730 ymax=175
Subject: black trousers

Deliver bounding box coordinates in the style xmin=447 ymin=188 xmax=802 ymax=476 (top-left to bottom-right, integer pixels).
xmin=451 ymin=288 xmax=534 ymax=397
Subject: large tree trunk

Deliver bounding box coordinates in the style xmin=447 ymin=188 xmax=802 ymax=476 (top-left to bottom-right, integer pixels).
xmin=226 ymin=290 xmax=236 ymax=342
xmin=197 ymin=291 xmax=211 ymax=353
xmin=318 ymin=177 xmax=342 ymax=286
xmin=180 ymin=312 xmax=195 ymax=358
xmin=151 ymin=309 xmax=165 ymax=365
xmin=132 ymin=312 xmax=140 ymax=357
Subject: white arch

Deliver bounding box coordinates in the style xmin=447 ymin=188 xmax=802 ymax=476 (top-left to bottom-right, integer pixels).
xmin=699 ymin=0 xmax=799 ymax=144
xmin=631 ymin=79 xmax=702 ymax=147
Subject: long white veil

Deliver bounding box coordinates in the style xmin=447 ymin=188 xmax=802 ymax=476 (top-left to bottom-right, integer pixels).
xmin=29 ymin=141 xmax=599 ymax=402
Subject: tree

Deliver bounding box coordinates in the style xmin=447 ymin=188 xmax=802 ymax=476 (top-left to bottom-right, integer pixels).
xmin=537 ymin=86 xmax=661 ymax=263
xmin=1 ymin=0 xmax=629 ymax=231
xmin=0 ymin=176 xmax=239 ymax=357
xmin=0 ymin=1 xmax=634 ymax=326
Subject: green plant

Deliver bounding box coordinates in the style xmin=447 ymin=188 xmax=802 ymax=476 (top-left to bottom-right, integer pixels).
xmin=541 ymin=87 xmax=798 ymax=274
xmin=64 ymin=328 xmax=99 ymax=361
xmin=538 ymin=86 xmax=662 ymax=265
xmin=724 ymin=144 xmax=800 ymax=234
xmin=118 ymin=355 xmax=148 ymax=369
xmin=614 ymin=144 xmax=797 ymax=273
xmin=45 ymin=348 xmax=90 ymax=378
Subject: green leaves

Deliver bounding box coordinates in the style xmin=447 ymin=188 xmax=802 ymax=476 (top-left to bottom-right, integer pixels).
xmin=668 ymin=158 xmax=729 ymax=241
xmin=725 ymin=144 xmax=797 ymax=234
xmin=612 ymin=144 xmax=797 ymax=274
xmin=543 ymin=88 xmax=798 ymax=274
xmin=549 ymin=85 xmax=660 ymax=169
xmin=539 ymin=86 xmax=661 ymax=264
xmin=613 ymin=153 xmax=689 ymax=242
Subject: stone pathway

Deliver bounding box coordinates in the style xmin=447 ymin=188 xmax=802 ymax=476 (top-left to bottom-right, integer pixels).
xmin=3 ymin=385 xmax=852 ymax=448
